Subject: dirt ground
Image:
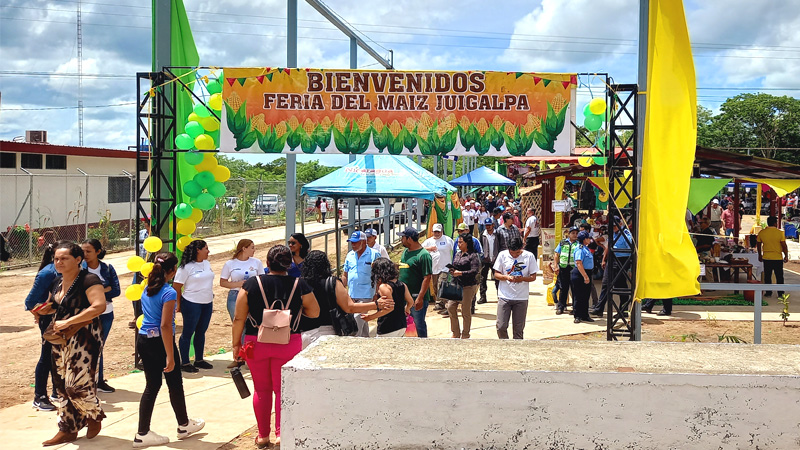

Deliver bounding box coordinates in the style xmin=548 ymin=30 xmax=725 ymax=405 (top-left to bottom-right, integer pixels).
xmin=551 ymin=319 xmax=800 ymax=344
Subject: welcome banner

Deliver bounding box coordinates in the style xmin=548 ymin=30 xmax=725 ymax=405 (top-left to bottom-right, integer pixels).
xmin=220 ymin=68 xmax=576 ymax=157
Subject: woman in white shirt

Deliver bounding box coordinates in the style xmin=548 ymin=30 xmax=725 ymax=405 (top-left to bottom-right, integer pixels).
xmin=173 ymin=240 xmax=215 ymax=373
xmin=477 ymin=205 xmax=490 ymax=233
xmin=220 ymin=239 xmax=264 ymax=321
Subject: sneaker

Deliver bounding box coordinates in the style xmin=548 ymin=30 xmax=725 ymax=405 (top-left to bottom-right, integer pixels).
xmin=555 ymin=308 xmax=564 ymax=315
xmin=97 ymin=380 xmax=115 ymax=393
xmin=49 ymin=393 xmax=59 ymax=403
xmin=133 ymin=430 xmax=169 ymax=448
xmin=177 ymin=418 xmax=205 ymax=440
xmin=476 ymin=298 xmax=487 ymax=304
xmin=194 ymin=360 xmax=213 ymax=370
xmin=32 ymin=395 xmax=56 ymax=412
xmin=181 ymin=364 xmax=199 ymax=373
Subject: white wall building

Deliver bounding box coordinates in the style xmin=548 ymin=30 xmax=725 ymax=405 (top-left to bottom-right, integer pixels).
xmin=0 ymin=140 xmax=148 ymax=232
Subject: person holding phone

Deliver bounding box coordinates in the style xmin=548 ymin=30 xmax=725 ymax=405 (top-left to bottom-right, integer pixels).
xmin=447 ymin=235 xmax=481 ymax=339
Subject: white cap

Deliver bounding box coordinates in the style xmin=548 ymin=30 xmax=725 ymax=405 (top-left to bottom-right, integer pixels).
xmin=712 ymin=199 xmax=719 ymax=204
xmin=432 ymin=223 xmax=443 ymax=232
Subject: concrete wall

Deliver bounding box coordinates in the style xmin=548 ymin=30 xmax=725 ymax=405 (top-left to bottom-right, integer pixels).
xmin=1 ymin=154 xmax=141 ymax=230
xmin=282 ymin=338 xmax=800 ymax=450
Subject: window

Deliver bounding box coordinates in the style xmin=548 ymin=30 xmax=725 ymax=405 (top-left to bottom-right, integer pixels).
xmin=137 ymin=159 xmax=148 ymax=172
xmin=108 ymin=176 xmax=133 ymax=204
xmin=20 ymin=153 xmax=43 ymax=169
xmin=0 ymin=152 xmax=15 ymax=168
xmin=45 ymin=155 xmax=67 ymax=170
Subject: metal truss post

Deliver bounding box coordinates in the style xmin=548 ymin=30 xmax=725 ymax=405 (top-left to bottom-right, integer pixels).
xmin=136 ymin=71 xmax=178 ymax=252
xmin=605 ymin=83 xmax=638 ymax=341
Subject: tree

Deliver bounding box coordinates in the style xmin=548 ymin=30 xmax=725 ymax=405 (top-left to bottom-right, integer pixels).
xmin=705 ymin=94 xmax=800 ymax=160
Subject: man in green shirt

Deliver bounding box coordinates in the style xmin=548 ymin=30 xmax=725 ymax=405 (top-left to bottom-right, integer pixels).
xmin=399 ymin=227 xmax=432 ymax=338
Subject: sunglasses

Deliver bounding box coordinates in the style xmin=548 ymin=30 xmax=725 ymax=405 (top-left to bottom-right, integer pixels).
xmin=288 ymin=240 xmax=298 ymax=245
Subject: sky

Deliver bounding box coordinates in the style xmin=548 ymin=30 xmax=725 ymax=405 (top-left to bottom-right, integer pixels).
xmin=1 ymin=0 xmax=799 ymax=167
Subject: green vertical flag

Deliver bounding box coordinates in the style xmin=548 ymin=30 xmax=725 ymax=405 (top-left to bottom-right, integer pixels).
xmin=152 ymin=0 xmax=200 ymax=248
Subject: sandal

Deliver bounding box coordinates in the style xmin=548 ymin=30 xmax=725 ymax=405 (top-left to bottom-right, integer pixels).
xmin=255 ymin=436 xmax=270 ymax=449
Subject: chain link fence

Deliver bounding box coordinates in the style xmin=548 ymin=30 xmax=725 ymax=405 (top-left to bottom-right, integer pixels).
xmin=1 ymin=174 xmax=315 ymax=269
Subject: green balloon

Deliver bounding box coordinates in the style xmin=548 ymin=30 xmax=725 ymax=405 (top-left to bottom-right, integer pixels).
xmin=207 ymin=181 xmax=227 ymax=198
xmin=175 ymin=133 xmax=194 ymax=150
xmin=207 ymin=79 xmax=222 ymax=95
xmin=184 ymin=151 xmax=204 ymax=165
xmin=194 ymin=103 xmax=212 ymax=118
xmin=194 ymin=192 xmax=216 ymax=211
xmin=174 ymin=202 xmax=194 ymax=219
xmin=584 ymin=114 xmax=603 ymax=132
xmin=194 ymin=170 xmax=216 ymax=188
xmin=592 ymin=156 xmax=608 ymax=165
xmin=583 ymin=103 xmax=593 ymax=118
xmin=597 ymin=136 xmax=607 ymax=151
xmin=183 ymin=180 xmax=202 ymax=198
xmin=185 ymin=121 xmax=204 ymax=138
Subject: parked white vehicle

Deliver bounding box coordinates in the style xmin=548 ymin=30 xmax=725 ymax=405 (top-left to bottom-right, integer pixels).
xmin=252 ymin=194 xmax=285 ymax=215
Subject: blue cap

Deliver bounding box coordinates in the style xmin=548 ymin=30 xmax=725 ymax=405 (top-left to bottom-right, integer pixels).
xmin=364 ymin=228 xmax=378 ymax=237
xmin=484 ymin=218 xmax=494 ymax=225
xmin=577 ymin=231 xmax=592 ymax=242
xmin=348 ymin=231 xmax=367 ymax=242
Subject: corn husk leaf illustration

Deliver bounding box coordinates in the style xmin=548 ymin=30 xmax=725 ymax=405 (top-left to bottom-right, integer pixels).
xmin=386 ymin=121 xmax=404 ymax=155
xmin=332 ymin=120 xmax=371 ymax=154
xmin=458 ymin=117 xmax=477 ymax=151
xmin=535 ymin=97 xmax=569 ymax=153
xmin=371 ymin=118 xmax=389 ymax=151
xmin=256 ymin=127 xmax=277 ymax=153
xmin=502 ymin=121 xmax=534 ymax=157
xmin=314 ymin=117 xmax=332 ymax=150
xmin=473 ymin=118 xmax=492 ymax=155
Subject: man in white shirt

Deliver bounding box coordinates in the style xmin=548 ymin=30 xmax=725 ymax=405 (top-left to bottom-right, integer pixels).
xmin=523 ymin=207 xmax=540 ymax=259
xmin=319 ymin=198 xmax=328 ymax=224
xmin=422 ymin=223 xmax=454 ymax=311
xmin=462 ymin=202 xmax=476 ymax=236
xmin=493 ymin=237 xmax=538 ymax=339
xmin=364 ymin=228 xmax=389 ymax=259
xmin=479 ymin=218 xmax=504 ymax=304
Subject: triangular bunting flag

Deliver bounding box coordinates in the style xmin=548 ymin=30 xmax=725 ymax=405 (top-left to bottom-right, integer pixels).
xmin=285 ymin=68 xmax=291 ymax=75
xmin=226 ymin=78 xmax=236 ymax=86
xmin=265 ymin=67 xmax=271 ymax=72
xmin=543 ymin=79 xmax=551 ymax=87
xmin=266 ymin=73 xmax=274 ymax=82
xmin=277 ymin=68 xmax=284 ymax=74
xmin=570 ymin=75 xmax=577 ymax=85
xmin=256 ymin=75 xmax=265 ymax=84
xmin=562 ymin=81 xmax=571 ymax=89
xmin=533 ymin=76 xmax=542 ymax=85
xmin=515 ymin=72 xmax=524 ymax=79
xmin=237 ymin=78 xmax=247 ymax=86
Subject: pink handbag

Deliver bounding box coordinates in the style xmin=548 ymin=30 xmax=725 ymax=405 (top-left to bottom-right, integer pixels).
xmin=253 ymin=276 xmax=300 ymax=344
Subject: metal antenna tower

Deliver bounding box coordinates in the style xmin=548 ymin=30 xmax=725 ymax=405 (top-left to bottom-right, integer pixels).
xmin=77 ymin=0 xmax=84 ymax=146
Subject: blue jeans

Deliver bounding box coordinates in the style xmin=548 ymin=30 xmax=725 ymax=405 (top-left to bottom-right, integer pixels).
xmin=409 ymin=295 xmax=429 ymax=338
xmin=725 ymin=228 xmax=734 ymax=237
xmin=34 ymin=314 xmax=54 ymax=398
xmin=98 ymin=311 xmax=113 ymax=382
xmin=226 ymin=290 xmax=239 ymax=321
xmin=179 ymin=300 xmax=213 ymax=364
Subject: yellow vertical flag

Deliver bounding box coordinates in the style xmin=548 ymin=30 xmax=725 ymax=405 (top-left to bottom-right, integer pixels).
xmin=635 ymin=0 xmax=700 ymax=299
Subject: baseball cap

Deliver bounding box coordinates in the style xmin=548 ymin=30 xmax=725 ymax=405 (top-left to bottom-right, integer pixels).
xmin=712 ymin=199 xmax=719 ymax=204
xmin=456 ymin=223 xmax=468 ymax=231
xmin=347 ymin=231 xmax=367 ymax=242
xmin=363 ymin=228 xmax=378 ymax=237
xmin=432 ymin=223 xmax=443 ymax=232
xmin=577 ymin=231 xmax=592 ymax=242
xmin=400 ymin=227 xmax=419 ymax=240
xmin=568 ymin=226 xmax=580 ymax=233
xmin=484 ymin=218 xmax=494 ymax=225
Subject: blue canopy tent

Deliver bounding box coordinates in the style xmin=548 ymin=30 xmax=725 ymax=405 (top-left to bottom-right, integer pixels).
xmin=301 ymin=155 xmax=455 ymax=272
xmin=448 ymin=165 xmax=517 ymax=187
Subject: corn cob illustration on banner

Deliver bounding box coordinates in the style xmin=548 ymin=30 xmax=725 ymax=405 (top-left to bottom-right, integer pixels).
xmin=220 ymin=68 xmax=576 ymax=157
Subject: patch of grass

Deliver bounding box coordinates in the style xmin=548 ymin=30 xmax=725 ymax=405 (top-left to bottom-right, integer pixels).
xmin=644 ymin=295 xmax=767 ymax=307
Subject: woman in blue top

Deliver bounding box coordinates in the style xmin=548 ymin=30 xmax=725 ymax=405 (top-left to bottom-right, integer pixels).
xmin=24 ymin=242 xmax=62 ymax=412
xmin=134 ymin=252 xmax=204 ymax=448
xmin=81 ymin=239 xmax=120 ymax=394
xmin=570 ymin=231 xmax=596 ymax=323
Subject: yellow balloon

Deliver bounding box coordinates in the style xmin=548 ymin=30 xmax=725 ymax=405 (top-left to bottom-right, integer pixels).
xmin=589 ymin=98 xmax=607 ymax=115
xmin=143 ymin=236 xmax=163 ymax=253
xmin=187 ymin=112 xmax=201 ymax=123
xmin=200 ymin=116 xmax=220 ymax=132
xmin=176 ymin=219 xmax=197 ymax=236
xmin=136 ymin=314 xmax=144 ymax=329
xmin=177 ymin=235 xmax=194 ymax=251
xmin=140 ymin=278 xmax=148 ymax=288
xmin=578 ymin=157 xmax=594 ymax=167
xmin=140 ymin=262 xmax=154 ymax=277
xmin=127 ymin=256 xmax=145 ymax=272
xmin=195 ymin=134 xmax=216 ymax=151
xmin=195 ymin=153 xmax=219 ymax=172
xmin=209 ymin=93 xmax=223 ymax=111
xmin=212 ymin=165 xmax=231 ymax=182
xmin=189 ymin=208 xmax=203 ymax=223
xmin=125 ymin=284 xmax=144 ymax=301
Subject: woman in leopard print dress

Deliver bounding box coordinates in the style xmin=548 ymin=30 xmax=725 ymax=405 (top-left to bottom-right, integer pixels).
xmin=43 ymin=242 xmax=107 ymax=446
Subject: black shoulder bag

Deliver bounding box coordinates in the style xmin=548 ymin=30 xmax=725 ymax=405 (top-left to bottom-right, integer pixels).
xmin=326 ymin=276 xmax=358 ymax=336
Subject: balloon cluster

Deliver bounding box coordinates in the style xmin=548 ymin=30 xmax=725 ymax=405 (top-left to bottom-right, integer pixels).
xmin=582 ymin=97 xmax=609 ymax=166
xmin=173 ymin=77 xmax=232 ymax=251
xmin=124 ymin=236 xmax=164 ymax=328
